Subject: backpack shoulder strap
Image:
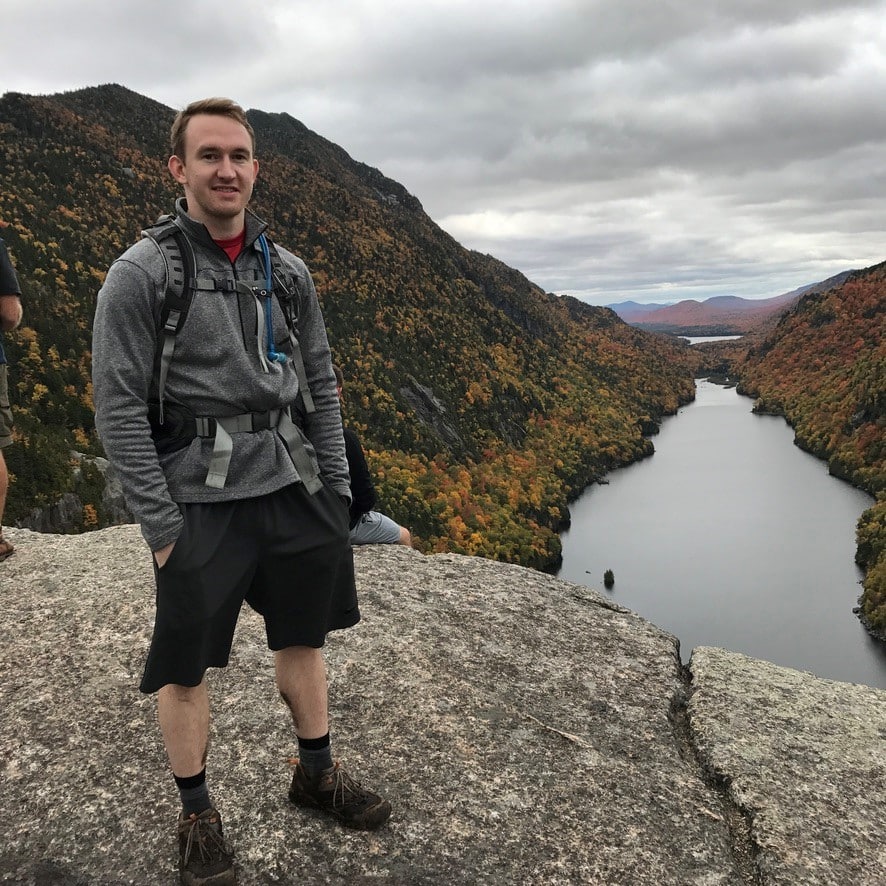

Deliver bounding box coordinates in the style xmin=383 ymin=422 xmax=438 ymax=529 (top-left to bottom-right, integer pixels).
xmin=254 ymin=237 xmax=316 ymax=415
xmin=142 ymin=216 xmax=199 ymax=423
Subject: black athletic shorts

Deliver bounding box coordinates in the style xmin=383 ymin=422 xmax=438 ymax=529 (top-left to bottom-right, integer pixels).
xmin=140 ymin=481 xmax=359 ymax=694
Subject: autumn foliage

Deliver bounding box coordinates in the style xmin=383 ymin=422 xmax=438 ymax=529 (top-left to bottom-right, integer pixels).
xmin=736 ymin=266 xmax=886 ymax=632
xmin=0 ymin=85 xmax=696 ymax=569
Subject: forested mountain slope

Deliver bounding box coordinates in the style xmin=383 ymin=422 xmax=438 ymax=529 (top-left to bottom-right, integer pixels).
xmin=0 ymin=85 xmax=696 ymax=570
xmin=736 ymin=265 xmax=886 ymax=632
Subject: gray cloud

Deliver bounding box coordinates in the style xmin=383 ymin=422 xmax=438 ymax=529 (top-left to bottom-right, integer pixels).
xmin=4 ymin=0 xmax=886 ymax=304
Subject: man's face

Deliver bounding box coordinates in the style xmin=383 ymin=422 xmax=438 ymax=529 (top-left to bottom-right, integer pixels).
xmin=167 ymin=114 xmax=258 ymax=235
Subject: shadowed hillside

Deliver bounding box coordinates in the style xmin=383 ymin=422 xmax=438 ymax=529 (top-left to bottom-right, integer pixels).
xmin=0 ymin=84 xmax=696 ymax=570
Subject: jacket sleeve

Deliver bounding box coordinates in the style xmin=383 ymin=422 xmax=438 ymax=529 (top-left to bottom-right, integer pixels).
xmin=0 ymin=240 xmax=23 ymax=334
xmin=0 ymin=240 xmax=21 ymax=297
xmin=91 ymin=248 xmax=184 ymax=551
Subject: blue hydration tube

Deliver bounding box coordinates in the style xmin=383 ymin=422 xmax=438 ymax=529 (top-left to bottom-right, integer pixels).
xmin=259 ymin=233 xmax=287 ymax=364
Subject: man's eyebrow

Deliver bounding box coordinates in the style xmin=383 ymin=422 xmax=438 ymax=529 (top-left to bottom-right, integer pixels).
xmin=195 ymin=144 xmax=251 ymax=155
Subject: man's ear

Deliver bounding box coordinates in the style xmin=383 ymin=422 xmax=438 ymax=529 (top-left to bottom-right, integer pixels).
xmin=168 ymin=155 xmax=186 ymax=183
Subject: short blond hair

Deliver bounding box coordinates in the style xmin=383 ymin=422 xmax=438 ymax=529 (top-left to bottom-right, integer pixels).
xmin=170 ymin=97 xmax=255 ymax=158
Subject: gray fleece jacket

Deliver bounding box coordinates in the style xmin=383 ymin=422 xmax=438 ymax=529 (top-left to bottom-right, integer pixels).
xmin=92 ymin=199 xmax=350 ymax=551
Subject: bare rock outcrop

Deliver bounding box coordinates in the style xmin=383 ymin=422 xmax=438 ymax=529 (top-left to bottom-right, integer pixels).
xmin=0 ymin=526 xmax=883 ymax=885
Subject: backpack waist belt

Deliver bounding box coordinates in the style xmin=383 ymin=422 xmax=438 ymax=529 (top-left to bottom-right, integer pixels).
xmin=194 ymin=409 xmax=282 ymax=437
xmin=195 ymin=408 xmax=323 ymax=494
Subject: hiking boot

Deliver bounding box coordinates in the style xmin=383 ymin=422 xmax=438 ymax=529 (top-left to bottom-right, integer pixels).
xmin=177 ymin=808 xmax=236 ymax=885
xmin=288 ymin=761 xmax=391 ymax=830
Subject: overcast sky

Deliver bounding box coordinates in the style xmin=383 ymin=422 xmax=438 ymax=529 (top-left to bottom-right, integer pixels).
xmin=5 ymin=0 xmax=886 ymax=305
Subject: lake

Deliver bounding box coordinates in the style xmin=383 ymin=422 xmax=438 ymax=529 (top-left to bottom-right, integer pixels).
xmin=683 ymin=335 xmax=743 ymax=344
xmin=557 ymin=379 xmax=886 ymax=689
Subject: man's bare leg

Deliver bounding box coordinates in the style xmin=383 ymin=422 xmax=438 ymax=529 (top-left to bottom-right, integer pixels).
xmin=0 ymin=449 xmax=10 ymax=536
xmin=158 ymin=681 xmax=210 ymax=777
xmin=279 ymin=644 xmax=391 ymax=828
xmin=275 ymin=646 xmax=328 ymax=739
xmin=158 ymin=680 xmax=233 ymax=881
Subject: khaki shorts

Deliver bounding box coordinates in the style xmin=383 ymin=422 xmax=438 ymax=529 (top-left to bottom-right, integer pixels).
xmin=0 ymin=364 xmax=13 ymax=448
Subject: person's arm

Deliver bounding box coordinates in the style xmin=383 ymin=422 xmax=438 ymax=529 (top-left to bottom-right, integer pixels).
xmin=344 ymin=427 xmax=377 ymax=524
xmin=281 ymin=251 xmax=351 ymax=499
xmin=0 ymin=295 xmax=22 ymax=332
xmin=92 ymin=250 xmax=184 ymax=554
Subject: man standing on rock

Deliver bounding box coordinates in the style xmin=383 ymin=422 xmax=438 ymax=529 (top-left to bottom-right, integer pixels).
xmin=92 ymin=97 xmax=390 ymax=886
xmin=0 ymin=237 xmax=23 ymax=563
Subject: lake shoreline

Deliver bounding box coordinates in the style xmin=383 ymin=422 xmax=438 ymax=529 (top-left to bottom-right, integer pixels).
xmin=557 ymin=379 xmax=885 ymax=688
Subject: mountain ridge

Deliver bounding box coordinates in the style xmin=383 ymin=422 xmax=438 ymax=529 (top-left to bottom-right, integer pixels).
xmin=732 ymin=261 xmax=886 ymax=632
xmin=0 ymin=84 xmax=696 ymax=568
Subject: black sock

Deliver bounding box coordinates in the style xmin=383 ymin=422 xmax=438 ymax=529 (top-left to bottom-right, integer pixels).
xmin=174 ymin=768 xmax=211 ymax=816
xmin=298 ymin=733 xmax=333 ymax=776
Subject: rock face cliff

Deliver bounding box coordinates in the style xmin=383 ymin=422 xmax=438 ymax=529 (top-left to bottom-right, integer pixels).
xmin=0 ymin=526 xmax=883 ymax=886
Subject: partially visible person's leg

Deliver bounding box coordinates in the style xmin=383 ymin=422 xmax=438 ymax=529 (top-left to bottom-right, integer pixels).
xmin=276 ymin=644 xmax=333 ymax=774
xmin=159 ymin=681 xmax=235 ymax=885
xmin=256 ymin=483 xmax=348 ymax=744
xmin=277 ymin=644 xmax=391 ymax=830
xmin=158 ymin=681 xmax=211 ymax=779
xmin=0 ymin=363 xmax=15 ymax=559
xmin=0 ymin=451 xmax=12 ymax=561
xmin=275 ymin=646 xmax=329 ymax=739
xmin=144 ymin=499 xmax=252 ymax=886
xmin=349 ymin=510 xmax=411 ymax=547
xmin=0 ymin=449 xmax=9 ymax=534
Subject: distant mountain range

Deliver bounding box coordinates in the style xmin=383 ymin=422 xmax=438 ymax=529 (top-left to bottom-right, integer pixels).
xmin=607 ymin=271 xmax=856 ymax=334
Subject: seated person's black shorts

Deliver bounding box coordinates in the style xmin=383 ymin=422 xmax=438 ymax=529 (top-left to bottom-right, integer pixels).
xmin=140 ymin=481 xmax=359 ymax=694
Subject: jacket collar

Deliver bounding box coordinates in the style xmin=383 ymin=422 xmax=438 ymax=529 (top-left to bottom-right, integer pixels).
xmin=173 ymin=198 xmax=269 ymax=252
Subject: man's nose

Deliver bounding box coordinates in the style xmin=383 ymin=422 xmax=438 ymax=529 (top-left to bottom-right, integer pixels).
xmin=217 ymin=156 xmax=236 ymax=177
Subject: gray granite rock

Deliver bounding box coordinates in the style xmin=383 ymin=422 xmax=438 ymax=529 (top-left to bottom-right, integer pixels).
xmin=687 ymin=646 xmax=886 ymax=886
xmin=0 ymin=525 xmax=882 ymax=885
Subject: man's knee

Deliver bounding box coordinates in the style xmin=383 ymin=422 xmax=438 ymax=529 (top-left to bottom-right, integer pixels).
xmin=158 ymin=681 xmax=206 ymax=704
xmin=275 ymin=645 xmax=323 ymax=667
xmin=399 ymin=526 xmax=412 ymax=547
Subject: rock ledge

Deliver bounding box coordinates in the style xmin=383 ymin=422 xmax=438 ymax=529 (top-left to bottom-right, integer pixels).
xmin=0 ymin=525 xmax=883 ymax=885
